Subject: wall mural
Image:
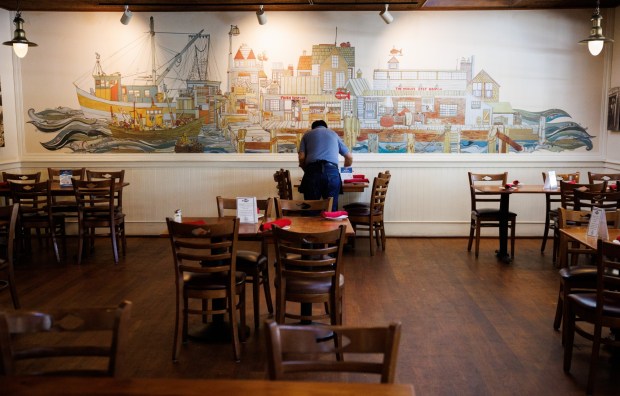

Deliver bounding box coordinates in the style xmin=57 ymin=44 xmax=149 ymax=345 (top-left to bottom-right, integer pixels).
xmin=28 ymin=17 xmax=594 ymax=154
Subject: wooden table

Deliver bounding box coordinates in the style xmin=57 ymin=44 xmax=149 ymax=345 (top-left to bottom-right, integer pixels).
xmin=474 ymin=184 xmax=560 ymax=263
xmin=0 ymin=181 xmax=129 ymax=198
xmin=294 ymin=181 xmax=369 ymax=193
xmin=176 ymin=216 xmax=355 ymax=238
xmin=558 ymin=226 xmax=620 ymax=267
xmin=1 ymin=376 xmax=416 ymax=396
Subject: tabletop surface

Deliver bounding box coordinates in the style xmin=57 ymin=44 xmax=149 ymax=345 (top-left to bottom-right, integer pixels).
xmin=474 ymin=184 xmax=560 ymax=194
xmin=559 ymin=227 xmax=620 ymax=250
xmin=1 ymin=376 xmax=416 ymax=396
xmin=173 ymin=216 xmax=355 ymax=237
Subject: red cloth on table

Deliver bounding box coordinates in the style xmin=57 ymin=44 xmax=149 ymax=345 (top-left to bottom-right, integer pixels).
xmin=260 ymin=218 xmax=292 ymax=231
xmin=183 ymin=220 xmax=206 ymax=225
xmin=0 ymin=181 xmax=7 ymax=187
xmin=344 ymin=178 xmax=369 ymax=183
xmin=321 ymin=211 xmax=348 ymax=218
xmin=352 ymin=174 xmax=366 ymax=179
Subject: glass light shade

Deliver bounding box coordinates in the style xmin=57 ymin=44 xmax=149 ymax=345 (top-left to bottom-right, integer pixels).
xmin=13 ymin=42 xmax=28 ymax=58
xmin=588 ymin=40 xmax=604 ymax=56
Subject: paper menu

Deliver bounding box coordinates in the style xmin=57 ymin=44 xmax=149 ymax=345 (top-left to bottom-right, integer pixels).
xmin=544 ymin=171 xmax=558 ymax=190
xmin=59 ymin=170 xmax=73 ymax=187
xmin=236 ymin=197 xmax=258 ymax=224
xmin=340 ymin=166 xmax=353 ymax=180
xmin=587 ymin=207 xmax=609 ymax=240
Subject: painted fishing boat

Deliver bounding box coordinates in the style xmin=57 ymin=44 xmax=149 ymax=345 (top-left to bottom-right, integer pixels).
xmin=74 ymin=17 xmax=221 ymax=141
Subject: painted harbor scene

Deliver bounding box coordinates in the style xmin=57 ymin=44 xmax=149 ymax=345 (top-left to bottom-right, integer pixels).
xmin=30 ymin=17 xmax=594 ymax=154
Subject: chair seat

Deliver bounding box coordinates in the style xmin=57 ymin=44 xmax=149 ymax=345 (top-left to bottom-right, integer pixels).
xmin=569 ymin=293 xmax=620 ymax=316
xmin=236 ymin=250 xmax=267 ymax=268
xmin=473 ymin=208 xmax=517 ymax=217
xmin=184 ymin=271 xmax=246 ymax=289
xmin=559 ymin=265 xmax=597 ymax=280
xmin=348 ymin=207 xmax=382 ymax=217
xmin=343 ymin=202 xmax=368 ymax=210
xmin=282 ymin=274 xmax=344 ymax=294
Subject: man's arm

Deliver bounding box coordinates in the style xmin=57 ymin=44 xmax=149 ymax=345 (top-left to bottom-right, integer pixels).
xmin=343 ymin=152 xmax=353 ymax=167
xmin=298 ymin=151 xmax=306 ymax=169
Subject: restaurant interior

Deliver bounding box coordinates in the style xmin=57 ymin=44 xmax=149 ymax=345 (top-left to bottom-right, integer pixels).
xmin=2 ymin=1 xmax=620 ymax=395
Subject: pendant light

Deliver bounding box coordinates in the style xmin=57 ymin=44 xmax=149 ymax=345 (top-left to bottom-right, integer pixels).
xmin=3 ymin=8 xmax=37 ymax=58
xmin=579 ymin=0 xmax=614 ymax=56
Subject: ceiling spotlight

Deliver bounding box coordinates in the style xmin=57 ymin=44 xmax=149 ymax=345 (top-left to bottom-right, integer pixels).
xmin=380 ymin=4 xmax=394 ymax=24
xmin=120 ymin=5 xmax=133 ymax=25
xmin=579 ymin=0 xmax=613 ymax=56
xmin=256 ymin=5 xmax=267 ymax=25
xmin=3 ymin=11 xmax=37 ymax=58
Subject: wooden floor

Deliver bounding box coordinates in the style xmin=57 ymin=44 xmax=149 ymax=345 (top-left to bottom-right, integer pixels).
xmin=3 ymin=236 xmax=620 ymax=395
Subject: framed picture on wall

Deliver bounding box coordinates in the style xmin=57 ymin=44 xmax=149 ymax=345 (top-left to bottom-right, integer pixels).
xmin=608 ymin=87 xmax=620 ymax=132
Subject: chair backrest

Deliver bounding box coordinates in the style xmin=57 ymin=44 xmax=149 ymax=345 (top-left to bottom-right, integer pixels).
xmin=265 ymin=320 xmax=402 ymax=383
xmin=368 ymin=176 xmax=389 ymax=214
xmin=9 ymin=180 xmax=53 ymax=221
xmin=166 ymin=217 xmax=239 ymax=283
xmin=558 ymin=208 xmax=620 ymax=229
xmin=2 ymin=172 xmax=41 ymax=184
xmin=559 ymin=181 xmax=607 ymax=210
xmin=216 ymin=196 xmax=273 ymax=218
xmin=573 ymin=189 xmax=620 ymax=212
xmin=273 ymin=169 xmax=293 ymax=200
xmin=86 ymin=170 xmax=125 ymax=211
xmin=541 ymin=172 xmax=580 ymax=208
xmin=47 ymin=168 xmax=86 ymax=183
xmin=468 ymin=172 xmax=508 ymax=211
xmin=274 ymin=197 xmax=333 ymax=218
xmin=0 ymin=301 xmax=132 ymax=377
xmin=72 ymin=179 xmax=116 ymax=218
xmin=378 ymin=170 xmax=391 ymax=182
xmin=588 ymin=172 xmax=620 ymax=184
xmin=595 ymin=240 xmax=620 ymax=324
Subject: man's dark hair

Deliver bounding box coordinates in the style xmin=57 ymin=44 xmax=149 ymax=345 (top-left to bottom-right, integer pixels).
xmin=311 ymin=120 xmax=328 ymax=129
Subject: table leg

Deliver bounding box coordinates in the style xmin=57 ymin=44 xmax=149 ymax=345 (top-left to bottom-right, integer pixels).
xmin=495 ymin=193 xmax=512 ymax=263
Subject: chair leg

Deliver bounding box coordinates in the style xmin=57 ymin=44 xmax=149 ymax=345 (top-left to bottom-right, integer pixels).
xmin=7 ymin=267 xmax=20 ymax=309
xmin=474 ymin=221 xmax=481 ymax=258
xmin=541 ymin=214 xmax=550 ymax=252
xmin=229 ymin=293 xmax=241 ymax=362
xmin=467 ymin=219 xmax=475 ymax=252
xmin=553 ymin=282 xmax=563 ymax=331
xmin=77 ymin=223 xmax=85 ymax=265
xmin=261 ymin=266 xmax=274 ymax=315
xmin=110 ymin=223 xmax=119 ymax=264
xmin=172 ymin=294 xmax=183 ymax=362
xmin=380 ymin=221 xmax=386 ymax=251
xmin=251 ymin=269 xmax=261 ymax=329
xmin=510 ymin=219 xmax=516 ymax=258
xmin=563 ymin=301 xmax=576 ymax=373
xmin=587 ymin=324 xmax=603 ymax=396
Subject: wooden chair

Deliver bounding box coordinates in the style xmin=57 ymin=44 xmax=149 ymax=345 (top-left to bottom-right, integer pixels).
xmin=166 ymin=217 xmax=246 ymax=362
xmin=563 ymin=240 xmax=620 ymax=395
xmin=0 ymin=204 xmax=20 ymax=309
xmin=9 ymin=180 xmax=66 ymax=264
xmin=274 ymin=197 xmax=333 ymax=218
xmin=572 ymin=189 xmax=620 ymax=212
xmin=553 ymin=208 xmax=620 ymax=345
xmin=587 ymin=171 xmax=620 ymax=185
xmin=347 ymin=176 xmax=389 ymax=256
xmin=0 ymin=300 xmax=132 ymax=377
xmin=558 ymin=180 xmax=606 ymax=211
xmin=273 ymin=169 xmax=293 ymax=200
xmin=265 ymin=320 xmax=402 ymax=383
xmin=467 ymin=172 xmax=516 ymax=258
xmin=216 ymin=196 xmax=274 ymax=329
xmin=2 ymin=172 xmax=41 ymax=205
xmin=86 ymin=170 xmax=125 ymax=213
xmin=343 ymin=170 xmax=390 ymax=211
xmin=72 ymin=179 xmax=126 ymax=265
xmin=272 ymin=225 xmax=346 ymax=326
xmin=47 ymin=167 xmax=86 ymax=216
xmin=540 ymin=171 xmax=579 ymax=264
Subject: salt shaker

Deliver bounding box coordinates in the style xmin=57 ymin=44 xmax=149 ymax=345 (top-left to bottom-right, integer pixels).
xmin=174 ymin=209 xmax=182 ymax=223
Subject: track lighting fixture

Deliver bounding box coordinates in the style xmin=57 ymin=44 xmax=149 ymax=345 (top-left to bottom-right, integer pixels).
xmin=380 ymin=4 xmax=393 ymax=24
xmin=256 ymin=5 xmax=267 ymax=25
xmin=3 ymin=10 xmax=37 ymax=58
xmin=120 ymin=5 xmax=133 ymax=25
xmin=579 ymin=0 xmax=613 ymax=56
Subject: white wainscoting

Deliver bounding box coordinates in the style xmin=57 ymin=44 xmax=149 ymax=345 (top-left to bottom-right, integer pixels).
xmin=16 ymin=153 xmax=609 ymax=237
